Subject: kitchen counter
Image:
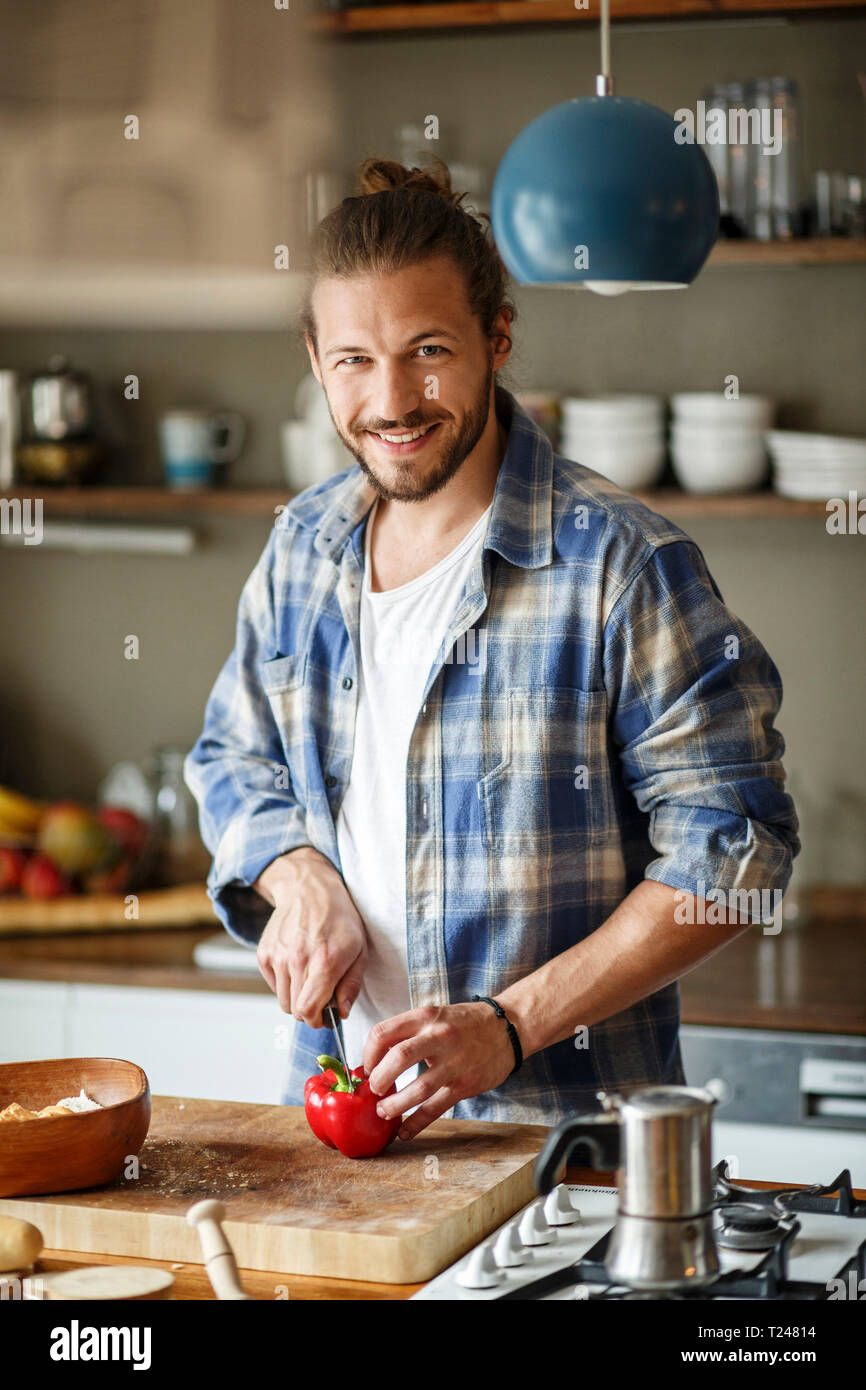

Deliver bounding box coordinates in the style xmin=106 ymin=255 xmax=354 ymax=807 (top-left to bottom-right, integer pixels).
xmin=0 ymin=907 xmax=864 ymax=1034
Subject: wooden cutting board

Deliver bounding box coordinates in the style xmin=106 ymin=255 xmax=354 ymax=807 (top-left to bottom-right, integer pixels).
xmin=0 ymin=1096 xmax=550 ymax=1284
xmin=0 ymin=884 xmax=216 ymax=936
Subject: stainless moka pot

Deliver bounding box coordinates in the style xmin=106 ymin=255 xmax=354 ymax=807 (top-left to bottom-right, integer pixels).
xmin=535 ymin=1085 xmax=720 ymax=1291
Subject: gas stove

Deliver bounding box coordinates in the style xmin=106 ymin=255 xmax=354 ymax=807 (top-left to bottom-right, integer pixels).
xmin=413 ymin=1162 xmax=866 ymax=1301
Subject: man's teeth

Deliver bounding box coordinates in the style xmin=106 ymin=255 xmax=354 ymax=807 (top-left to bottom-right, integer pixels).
xmin=376 ymin=424 xmax=436 ymax=443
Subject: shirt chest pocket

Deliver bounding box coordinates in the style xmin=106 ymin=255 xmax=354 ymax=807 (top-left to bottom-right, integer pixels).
xmin=476 ymin=686 xmax=613 ymax=853
xmin=260 ymin=652 xmax=308 ymax=793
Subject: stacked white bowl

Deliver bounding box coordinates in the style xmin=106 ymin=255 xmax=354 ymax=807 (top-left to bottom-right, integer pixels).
xmin=767 ymin=431 xmax=866 ymax=499
xmin=559 ymin=395 xmax=666 ymax=491
xmin=670 ymin=393 xmax=774 ymax=494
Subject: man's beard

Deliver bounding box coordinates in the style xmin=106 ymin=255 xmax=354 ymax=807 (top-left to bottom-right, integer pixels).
xmin=329 ymin=359 xmax=494 ymax=503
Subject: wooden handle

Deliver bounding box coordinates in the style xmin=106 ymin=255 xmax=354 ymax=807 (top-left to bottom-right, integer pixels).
xmin=186 ymin=1199 xmax=251 ymax=1300
xmin=0 ymin=1214 xmax=43 ymax=1272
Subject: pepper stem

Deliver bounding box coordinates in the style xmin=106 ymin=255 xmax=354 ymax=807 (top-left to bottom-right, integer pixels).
xmin=316 ymin=1054 xmax=358 ymax=1093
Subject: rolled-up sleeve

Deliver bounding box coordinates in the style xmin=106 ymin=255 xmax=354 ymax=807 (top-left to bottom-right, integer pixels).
xmin=184 ymin=530 xmax=311 ymax=945
xmin=602 ymin=538 xmax=800 ymax=909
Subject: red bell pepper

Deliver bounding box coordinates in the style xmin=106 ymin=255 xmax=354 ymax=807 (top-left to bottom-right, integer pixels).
xmin=304 ymin=1054 xmax=402 ymax=1159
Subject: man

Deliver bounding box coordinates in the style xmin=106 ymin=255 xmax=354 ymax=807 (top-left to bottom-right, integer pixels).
xmin=185 ymin=157 xmax=799 ymax=1140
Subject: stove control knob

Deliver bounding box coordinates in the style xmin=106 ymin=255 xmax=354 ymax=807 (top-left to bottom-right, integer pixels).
xmin=456 ymin=1241 xmax=502 ymax=1289
xmin=493 ymin=1221 xmax=531 ymax=1268
xmin=705 ymin=1076 xmax=732 ymax=1107
xmin=544 ymin=1184 xmax=580 ymax=1226
xmin=519 ymin=1198 xmax=555 ymax=1246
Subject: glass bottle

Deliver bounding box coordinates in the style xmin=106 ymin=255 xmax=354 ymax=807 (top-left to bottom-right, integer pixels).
xmin=148 ymin=746 xmax=212 ymax=886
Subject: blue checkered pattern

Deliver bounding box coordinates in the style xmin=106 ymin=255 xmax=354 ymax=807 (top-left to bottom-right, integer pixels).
xmin=185 ymin=385 xmax=799 ymax=1124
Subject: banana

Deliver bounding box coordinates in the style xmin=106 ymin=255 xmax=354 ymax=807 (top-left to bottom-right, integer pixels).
xmin=0 ymin=785 xmax=44 ymax=833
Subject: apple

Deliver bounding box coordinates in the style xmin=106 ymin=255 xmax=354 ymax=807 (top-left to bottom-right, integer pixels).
xmin=37 ymin=801 xmax=118 ymax=876
xmin=21 ymin=854 xmax=71 ymax=900
xmin=97 ymin=806 xmax=148 ymax=859
xmin=0 ymin=847 xmax=26 ymax=893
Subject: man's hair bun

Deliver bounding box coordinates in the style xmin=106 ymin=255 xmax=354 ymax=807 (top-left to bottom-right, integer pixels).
xmin=357 ymin=156 xmax=462 ymax=207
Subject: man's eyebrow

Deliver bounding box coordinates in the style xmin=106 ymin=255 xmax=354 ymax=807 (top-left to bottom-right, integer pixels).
xmin=323 ymin=329 xmax=460 ymax=360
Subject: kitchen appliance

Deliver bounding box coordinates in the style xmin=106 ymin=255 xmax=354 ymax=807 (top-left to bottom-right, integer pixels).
xmin=17 ymin=354 xmax=101 ymax=484
xmin=680 ymin=1025 xmax=866 ymax=1187
xmin=413 ymin=1162 xmax=866 ymax=1301
xmin=535 ymin=1085 xmax=720 ymax=1291
xmin=0 ymin=370 xmax=19 ymax=488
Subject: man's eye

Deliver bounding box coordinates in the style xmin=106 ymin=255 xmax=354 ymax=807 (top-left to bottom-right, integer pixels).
xmin=416 ymin=344 xmax=448 ymax=358
xmin=337 ymin=356 xmax=366 ymax=367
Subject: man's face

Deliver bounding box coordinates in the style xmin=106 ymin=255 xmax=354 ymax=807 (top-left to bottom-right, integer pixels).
xmin=306 ymin=255 xmax=510 ymax=503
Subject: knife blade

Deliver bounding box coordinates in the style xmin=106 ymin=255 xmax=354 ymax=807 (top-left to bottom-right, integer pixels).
xmin=325 ymin=995 xmax=352 ymax=1081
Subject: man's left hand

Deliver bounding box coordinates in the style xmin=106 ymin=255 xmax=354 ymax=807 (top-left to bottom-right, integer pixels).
xmin=363 ymin=1001 xmax=515 ymax=1141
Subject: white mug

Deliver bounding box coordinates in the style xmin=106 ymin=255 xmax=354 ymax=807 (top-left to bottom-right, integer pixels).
xmin=158 ymin=409 xmax=245 ymax=490
xmin=281 ymin=420 xmax=354 ymax=491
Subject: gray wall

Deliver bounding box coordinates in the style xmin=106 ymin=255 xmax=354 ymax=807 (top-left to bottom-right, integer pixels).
xmin=1 ymin=11 xmax=864 ymax=883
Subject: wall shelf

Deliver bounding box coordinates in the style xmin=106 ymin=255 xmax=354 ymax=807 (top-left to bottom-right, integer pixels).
xmin=0 ymin=263 xmax=306 ymax=331
xmin=0 ymin=485 xmax=831 ymax=521
xmin=313 ymin=0 xmax=866 ymax=36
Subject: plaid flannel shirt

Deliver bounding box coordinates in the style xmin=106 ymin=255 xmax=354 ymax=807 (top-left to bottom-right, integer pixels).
xmin=185 ymin=384 xmax=799 ymax=1125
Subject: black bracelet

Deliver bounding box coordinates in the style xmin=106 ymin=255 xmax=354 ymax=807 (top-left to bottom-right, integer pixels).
xmin=472 ymin=994 xmax=523 ymax=1076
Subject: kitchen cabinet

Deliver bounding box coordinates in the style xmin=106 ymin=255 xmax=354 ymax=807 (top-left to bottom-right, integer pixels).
xmin=0 ymin=979 xmax=290 ymax=1105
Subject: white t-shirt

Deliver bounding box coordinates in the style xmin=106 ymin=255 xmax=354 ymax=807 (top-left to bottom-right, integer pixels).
xmin=336 ymin=498 xmax=493 ymax=1090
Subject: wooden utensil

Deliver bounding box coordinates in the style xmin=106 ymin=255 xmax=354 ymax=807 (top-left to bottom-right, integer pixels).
xmin=0 ymin=1213 xmax=43 ymax=1270
xmin=187 ymin=1199 xmax=251 ymax=1299
xmin=33 ymin=1266 xmax=174 ymax=1300
xmin=2 ymin=1095 xmax=550 ymax=1284
xmin=0 ymin=1058 xmax=150 ymax=1197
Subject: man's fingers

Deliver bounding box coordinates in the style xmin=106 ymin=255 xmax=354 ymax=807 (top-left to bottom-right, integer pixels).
xmin=395 ymin=1088 xmax=455 ymax=1142
xmin=363 ymin=1009 xmax=428 ymax=1077
xmin=368 ymin=1033 xmax=437 ymax=1098
xmin=256 ymin=948 xmax=276 ymax=994
xmin=335 ymin=951 xmax=367 ymax=1019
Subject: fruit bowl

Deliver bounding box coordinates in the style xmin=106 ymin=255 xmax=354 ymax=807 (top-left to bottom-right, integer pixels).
xmin=0 ymin=1058 xmax=150 ymax=1197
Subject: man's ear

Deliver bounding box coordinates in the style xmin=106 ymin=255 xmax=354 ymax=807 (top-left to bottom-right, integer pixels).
xmin=490 ymin=307 xmax=512 ymax=369
xmin=304 ymin=334 xmax=323 ymax=386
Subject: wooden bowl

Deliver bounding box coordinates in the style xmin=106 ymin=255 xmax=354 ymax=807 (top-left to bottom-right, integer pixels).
xmin=0 ymin=1058 xmax=151 ymax=1197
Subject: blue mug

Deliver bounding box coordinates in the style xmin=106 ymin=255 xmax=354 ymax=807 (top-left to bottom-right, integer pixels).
xmin=158 ymin=410 xmax=245 ymax=490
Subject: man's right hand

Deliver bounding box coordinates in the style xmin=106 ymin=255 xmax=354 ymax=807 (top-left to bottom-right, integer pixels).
xmin=253 ymin=847 xmax=367 ymax=1029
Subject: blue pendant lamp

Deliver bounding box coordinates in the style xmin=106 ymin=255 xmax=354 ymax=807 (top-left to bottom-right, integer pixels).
xmin=491 ymin=0 xmax=719 ymax=295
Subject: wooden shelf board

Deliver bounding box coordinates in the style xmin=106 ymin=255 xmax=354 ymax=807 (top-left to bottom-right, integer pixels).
xmin=0 ymin=486 xmax=293 ymax=518
xmin=313 ymin=0 xmax=866 ymax=35
xmin=0 ymin=485 xmax=829 ymax=520
xmin=708 ymin=237 xmax=866 ymax=266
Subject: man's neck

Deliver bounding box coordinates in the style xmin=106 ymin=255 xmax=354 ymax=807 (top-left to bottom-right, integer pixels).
xmin=367 ymin=409 xmax=507 ymax=593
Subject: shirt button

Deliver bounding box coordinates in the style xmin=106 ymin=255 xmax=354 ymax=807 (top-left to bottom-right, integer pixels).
xmin=325 ymin=774 xmax=337 ymax=789
xmin=342 ymin=676 xmax=353 ymax=690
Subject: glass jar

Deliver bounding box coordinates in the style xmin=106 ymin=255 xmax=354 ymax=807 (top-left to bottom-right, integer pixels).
xmin=147 ymin=746 xmax=212 ymax=886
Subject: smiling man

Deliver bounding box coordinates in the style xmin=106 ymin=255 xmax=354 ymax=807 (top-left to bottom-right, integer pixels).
xmin=185 ymin=157 xmax=799 ymax=1139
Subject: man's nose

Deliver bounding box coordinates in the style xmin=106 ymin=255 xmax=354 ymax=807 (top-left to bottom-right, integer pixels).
xmin=369 ymin=363 xmax=423 ymax=427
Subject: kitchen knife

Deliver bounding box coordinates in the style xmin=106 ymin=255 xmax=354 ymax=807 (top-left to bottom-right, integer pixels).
xmin=326 ymin=994 xmax=352 ymax=1079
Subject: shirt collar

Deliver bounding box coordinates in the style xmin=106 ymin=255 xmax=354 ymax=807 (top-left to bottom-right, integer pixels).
xmin=297 ymin=383 xmax=554 ymax=570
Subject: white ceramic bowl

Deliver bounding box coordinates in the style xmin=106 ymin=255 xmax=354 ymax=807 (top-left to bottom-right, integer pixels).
xmin=561 ymin=395 xmax=665 ymax=428
xmin=672 ymin=421 xmax=765 ymax=446
xmin=672 ymin=443 xmax=767 ymax=493
xmin=561 ymin=425 xmax=664 ymax=452
xmin=569 ymin=444 xmax=665 ymax=491
xmin=671 ymin=393 xmax=775 ymax=430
